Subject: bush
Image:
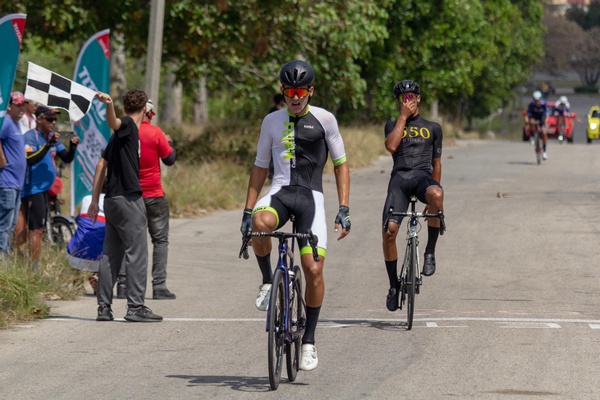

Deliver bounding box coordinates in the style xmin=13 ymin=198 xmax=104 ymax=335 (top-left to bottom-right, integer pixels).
xmin=574 ymin=86 xmax=598 ymax=94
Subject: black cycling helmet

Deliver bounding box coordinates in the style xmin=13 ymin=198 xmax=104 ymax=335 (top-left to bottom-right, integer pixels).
xmin=393 ymin=79 xmax=420 ymax=99
xmin=279 ymin=60 xmax=315 ymax=87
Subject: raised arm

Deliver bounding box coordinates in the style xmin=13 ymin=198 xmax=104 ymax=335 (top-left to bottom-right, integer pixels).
xmin=96 ymin=92 xmax=121 ymax=131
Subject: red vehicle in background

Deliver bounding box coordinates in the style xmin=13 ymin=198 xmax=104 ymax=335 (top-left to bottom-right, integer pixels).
xmin=522 ymin=101 xmax=576 ymax=143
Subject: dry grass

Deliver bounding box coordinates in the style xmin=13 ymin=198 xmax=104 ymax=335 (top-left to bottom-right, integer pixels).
xmin=0 ymin=245 xmax=86 ymax=328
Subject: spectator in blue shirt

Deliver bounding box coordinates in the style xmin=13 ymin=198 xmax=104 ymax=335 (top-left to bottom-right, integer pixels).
xmin=0 ymin=92 xmax=27 ymax=256
xmin=14 ymin=106 xmax=79 ymax=269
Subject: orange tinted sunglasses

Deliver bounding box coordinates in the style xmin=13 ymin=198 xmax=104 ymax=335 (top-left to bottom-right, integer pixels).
xmin=283 ymin=87 xmax=310 ymax=98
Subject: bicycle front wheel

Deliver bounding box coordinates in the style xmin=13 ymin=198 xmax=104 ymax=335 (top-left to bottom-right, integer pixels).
xmin=268 ymin=269 xmax=285 ymax=390
xmin=406 ymin=238 xmax=417 ymax=330
xmin=286 ymin=265 xmax=304 ymax=382
xmin=535 ymin=132 xmax=542 ymax=165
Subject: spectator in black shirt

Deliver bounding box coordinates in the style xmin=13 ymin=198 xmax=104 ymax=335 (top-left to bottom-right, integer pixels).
xmin=88 ymin=89 xmax=162 ymax=323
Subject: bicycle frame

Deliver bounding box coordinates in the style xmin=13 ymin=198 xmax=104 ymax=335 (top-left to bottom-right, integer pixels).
xmin=383 ymin=196 xmax=446 ymax=329
xmin=239 ymin=229 xmax=319 ymax=342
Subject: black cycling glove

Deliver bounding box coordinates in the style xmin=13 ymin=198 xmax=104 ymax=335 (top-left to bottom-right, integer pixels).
xmin=335 ymin=205 xmax=351 ymax=231
xmin=240 ymin=208 xmax=253 ymax=236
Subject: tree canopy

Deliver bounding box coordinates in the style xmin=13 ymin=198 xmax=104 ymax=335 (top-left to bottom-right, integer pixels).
xmin=1 ymin=0 xmax=545 ymax=123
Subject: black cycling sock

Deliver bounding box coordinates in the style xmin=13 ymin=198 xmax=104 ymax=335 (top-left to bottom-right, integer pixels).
xmin=425 ymin=226 xmax=440 ymax=255
xmin=543 ymin=143 xmax=547 ymax=152
xmin=385 ymin=260 xmax=398 ymax=288
xmin=302 ymin=306 xmax=321 ymax=345
xmin=256 ymin=254 xmax=272 ymax=284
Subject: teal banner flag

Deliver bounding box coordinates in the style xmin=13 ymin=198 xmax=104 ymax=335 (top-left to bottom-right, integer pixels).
xmin=70 ymin=29 xmax=111 ymax=215
xmin=0 ymin=14 xmax=26 ymax=126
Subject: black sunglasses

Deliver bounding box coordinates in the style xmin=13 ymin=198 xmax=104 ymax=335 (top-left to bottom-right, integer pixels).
xmin=44 ymin=116 xmax=57 ymax=122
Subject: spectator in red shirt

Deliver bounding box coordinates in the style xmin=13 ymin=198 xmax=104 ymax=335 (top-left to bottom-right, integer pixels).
xmin=117 ymin=99 xmax=177 ymax=300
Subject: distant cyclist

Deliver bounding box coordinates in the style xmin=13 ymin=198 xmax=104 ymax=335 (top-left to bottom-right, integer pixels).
xmin=382 ymin=79 xmax=444 ymax=312
xmin=554 ymin=95 xmax=570 ymax=114
xmin=526 ymin=90 xmax=548 ymax=160
xmin=241 ymin=60 xmax=351 ymax=371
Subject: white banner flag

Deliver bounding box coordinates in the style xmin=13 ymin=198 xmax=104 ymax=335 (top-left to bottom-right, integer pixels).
xmin=25 ymin=62 xmax=96 ymax=122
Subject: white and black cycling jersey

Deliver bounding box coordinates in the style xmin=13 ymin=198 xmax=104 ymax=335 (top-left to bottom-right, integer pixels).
xmin=255 ymin=105 xmax=347 ymax=193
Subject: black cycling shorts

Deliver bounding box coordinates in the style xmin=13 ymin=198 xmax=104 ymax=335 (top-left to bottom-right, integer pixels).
xmin=382 ymin=170 xmax=442 ymax=228
xmin=21 ymin=192 xmax=48 ymax=230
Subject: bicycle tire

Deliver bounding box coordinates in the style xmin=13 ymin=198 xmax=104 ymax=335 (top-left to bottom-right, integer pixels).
xmin=286 ymin=264 xmax=304 ymax=382
xmin=406 ymin=238 xmax=416 ymax=330
xmin=535 ymin=132 xmax=541 ymax=165
xmin=51 ymin=217 xmax=75 ymax=246
xmin=268 ymin=269 xmax=285 ymax=390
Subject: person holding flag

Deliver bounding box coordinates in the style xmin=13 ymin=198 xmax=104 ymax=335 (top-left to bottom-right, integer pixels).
xmin=14 ymin=106 xmax=79 ymax=270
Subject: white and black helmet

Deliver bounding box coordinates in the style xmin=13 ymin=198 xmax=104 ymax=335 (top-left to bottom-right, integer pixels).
xmin=532 ymin=90 xmax=542 ymax=101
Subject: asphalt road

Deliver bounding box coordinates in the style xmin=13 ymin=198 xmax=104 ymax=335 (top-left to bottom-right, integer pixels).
xmin=1 ymin=137 xmax=600 ymax=399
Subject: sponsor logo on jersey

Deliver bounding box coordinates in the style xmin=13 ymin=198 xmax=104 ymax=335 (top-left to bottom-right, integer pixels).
xmin=281 ymin=121 xmax=296 ymax=167
xmin=403 ymin=126 xmax=431 ymax=140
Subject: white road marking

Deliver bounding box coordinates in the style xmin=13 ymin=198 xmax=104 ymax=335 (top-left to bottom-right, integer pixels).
xmin=497 ymin=322 xmax=561 ymax=329
xmin=44 ymin=316 xmax=600 ymax=329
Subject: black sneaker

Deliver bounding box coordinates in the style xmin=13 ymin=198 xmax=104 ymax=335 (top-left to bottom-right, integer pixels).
xmin=116 ymin=282 xmax=127 ymax=299
xmin=124 ymin=306 xmax=163 ymax=322
xmin=386 ymin=287 xmax=399 ymax=311
xmin=96 ymin=305 xmax=114 ymax=321
xmin=153 ymin=289 xmax=176 ymax=300
xmin=423 ymin=254 xmax=436 ymax=276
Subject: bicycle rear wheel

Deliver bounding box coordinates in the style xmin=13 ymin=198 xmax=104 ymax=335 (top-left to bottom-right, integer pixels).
xmin=286 ymin=264 xmax=304 ymax=382
xmin=406 ymin=238 xmax=417 ymax=330
xmin=268 ymin=269 xmax=285 ymax=390
xmin=51 ymin=216 xmax=74 ymax=246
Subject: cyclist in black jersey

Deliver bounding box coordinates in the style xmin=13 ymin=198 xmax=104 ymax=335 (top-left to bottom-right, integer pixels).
xmin=241 ymin=60 xmax=351 ymax=371
xmin=382 ymin=79 xmax=444 ymax=312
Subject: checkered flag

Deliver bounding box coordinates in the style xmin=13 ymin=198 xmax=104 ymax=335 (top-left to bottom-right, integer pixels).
xmin=25 ymin=62 xmax=97 ymax=122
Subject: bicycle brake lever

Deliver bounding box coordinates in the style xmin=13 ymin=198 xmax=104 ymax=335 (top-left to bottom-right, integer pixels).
xmin=308 ymin=231 xmax=320 ymax=262
xmin=438 ymin=212 xmax=446 ymax=235
xmin=239 ymin=234 xmax=251 ymax=259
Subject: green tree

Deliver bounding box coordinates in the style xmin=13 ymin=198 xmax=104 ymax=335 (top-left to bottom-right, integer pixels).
xmin=463 ymin=0 xmax=544 ymax=123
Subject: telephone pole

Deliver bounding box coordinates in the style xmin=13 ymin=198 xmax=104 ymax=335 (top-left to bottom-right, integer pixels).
xmin=145 ymin=0 xmax=165 ymax=124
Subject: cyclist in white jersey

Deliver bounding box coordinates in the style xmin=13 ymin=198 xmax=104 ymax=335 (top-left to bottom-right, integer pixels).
xmin=241 ymin=60 xmax=351 ymax=372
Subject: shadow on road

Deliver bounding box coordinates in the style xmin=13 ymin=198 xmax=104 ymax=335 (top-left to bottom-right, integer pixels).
xmin=165 ymin=374 xmax=308 ymax=392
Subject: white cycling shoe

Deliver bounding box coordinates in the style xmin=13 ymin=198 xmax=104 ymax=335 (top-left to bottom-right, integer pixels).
xmin=299 ymin=344 xmax=319 ymax=371
xmin=542 ymin=152 xmax=548 ymax=160
xmin=255 ymin=283 xmax=271 ymax=311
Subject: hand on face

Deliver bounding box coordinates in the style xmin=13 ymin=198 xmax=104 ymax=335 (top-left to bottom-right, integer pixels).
xmin=398 ymin=93 xmax=418 ymax=119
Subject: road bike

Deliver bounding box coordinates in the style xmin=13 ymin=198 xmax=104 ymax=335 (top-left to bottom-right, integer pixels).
xmin=239 ymin=224 xmax=320 ymax=390
xmin=383 ymin=196 xmax=446 ymax=330
xmin=528 ymin=120 xmax=543 ymax=165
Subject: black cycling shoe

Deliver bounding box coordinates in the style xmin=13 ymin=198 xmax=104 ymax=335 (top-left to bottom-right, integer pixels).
xmin=422 ymin=253 xmax=436 ymax=276
xmin=386 ymin=287 xmax=400 ymax=311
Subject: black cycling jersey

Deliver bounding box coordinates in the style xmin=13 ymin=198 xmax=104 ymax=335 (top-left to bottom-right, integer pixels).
xmin=384 ymin=114 xmax=442 ymax=174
